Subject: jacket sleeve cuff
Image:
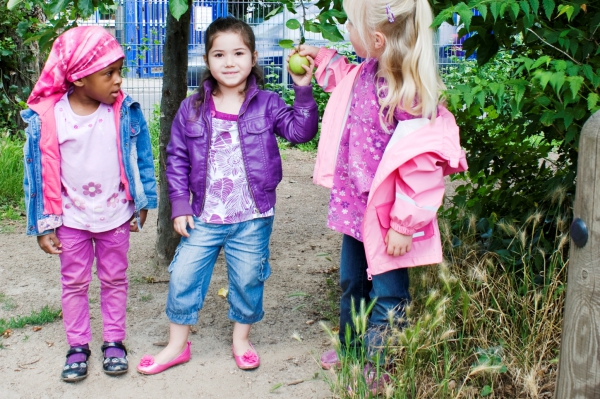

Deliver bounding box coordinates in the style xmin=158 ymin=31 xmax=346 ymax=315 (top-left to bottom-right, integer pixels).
xmin=292 ymin=85 xmax=316 ymax=107
xmin=390 ymin=221 xmax=415 ymax=236
xmin=314 ymin=47 xmax=331 ymax=66
xmin=170 ymin=196 xmax=194 ymax=219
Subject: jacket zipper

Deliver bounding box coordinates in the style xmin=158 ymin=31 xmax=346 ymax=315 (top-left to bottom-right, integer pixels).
xmin=200 ymin=99 xmax=212 ymax=216
xmin=237 ymin=89 xmax=261 ymax=214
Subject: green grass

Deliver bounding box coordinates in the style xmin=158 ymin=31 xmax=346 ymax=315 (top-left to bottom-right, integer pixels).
xmin=0 ymin=305 xmax=62 ymax=335
xmin=0 ymin=137 xmax=24 ymax=207
xmin=0 ymin=293 xmax=17 ymax=312
xmin=325 ymin=209 xmax=567 ymax=398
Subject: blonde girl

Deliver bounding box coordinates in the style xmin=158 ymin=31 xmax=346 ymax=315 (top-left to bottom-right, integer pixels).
xmin=296 ymin=0 xmax=468 ymax=385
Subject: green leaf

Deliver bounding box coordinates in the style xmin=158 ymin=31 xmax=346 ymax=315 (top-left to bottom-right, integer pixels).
xmin=47 ymin=0 xmax=71 ymax=19
xmin=481 ymin=385 xmax=493 ymax=396
xmin=169 ymin=0 xmax=188 ymax=21
xmin=319 ymin=24 xmax=344 ymax=42
xmin=529 ymin=0 xmax=539 ymax=14
xmin=549 ymin=71 xmax=565 ymax=95
xmin=540 ymin=110 xmax=555 ymax=125
xmin=519 ymin=1 xmax=530 ymax=15
xmin=456 ymin=3 xmax=473 ymax=31
xmin=553 ymin=59 xmax=567 ymax=72
xmin=531 ymin=55 xmax=551 ymax=69
xmin=77 ymin=0 xmax=94 ymax=17
xmin=535 ymin=70 xmax=553 ymax=90
xmin=7 ymin=0 xmax=23 ymax=10
xmin=285 ymin=19 xmax=301 ymax=30
xmin=432 ymin=8 xmax=454 ymax=28
xmin=509 ymin=1 xmax=520 ymax=20
xmin=490 ymin=2 xmax=502 ymax=21
xmin=476 ymin=4 xmax=488 ymax=21
xmin=566 ymin=76 xmax=583 ymax=98
xmin=588 ymin=93 xmax=599 ymax=111
xmin=278 ymin=39 xmax=295 ymax=49
xmin=556 ymin=4 xmax=574 ymax=21
xmin=264 ymin=6 xmax=282 ymax=20
xmin=563 ymin=111 xmax=574 ymax=129
xmin=542 ymin=0 xmax=555 ymax=19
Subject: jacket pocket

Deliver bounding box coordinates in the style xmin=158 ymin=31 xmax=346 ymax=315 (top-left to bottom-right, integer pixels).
xmin=184 ymin=120 xmax=206 ymax=137
xmin=244 ymin=115 xmax=270 ymax=134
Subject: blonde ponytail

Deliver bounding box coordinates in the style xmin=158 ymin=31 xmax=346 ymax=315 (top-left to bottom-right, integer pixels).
xmin=343 ymin=0 xmax=445 ymax=125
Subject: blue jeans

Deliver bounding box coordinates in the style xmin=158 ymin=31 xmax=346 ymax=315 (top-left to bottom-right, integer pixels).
xmin=339 ymin=235 xmax=411 ymax=355
xmin=166 ymin=216 xmax=274 ymax=325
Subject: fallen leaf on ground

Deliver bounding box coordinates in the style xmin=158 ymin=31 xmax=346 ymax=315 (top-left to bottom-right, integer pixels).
xmin=152 ymin=341 xmax=168 ymax=347
xmin=287 ymin=379 xmax=304 ymax=386
xmin=45 ymin=341 xmax=54 ymax=347
xmin=190 ymin=326 xmax=198 ymax=334
xmin=306 ymin=320 xmax=314 ymax=325
xmin=3 ymin=329 xmax=12 ymax=338
xmin=32 ymin=326 xmax=42 ymax=332
xmin=217 ymin=288 xmax=228 ymax=298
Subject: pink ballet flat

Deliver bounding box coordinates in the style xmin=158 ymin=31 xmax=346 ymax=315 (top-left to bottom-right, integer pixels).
xmin=136 ymin=341 xmax=191 ymax=375
xmin=232 ymin=342 xmax=260 ymax=370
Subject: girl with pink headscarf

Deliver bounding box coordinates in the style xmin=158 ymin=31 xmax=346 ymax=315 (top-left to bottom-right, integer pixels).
xmin=22 ymin=26 xmax=157 ymax=382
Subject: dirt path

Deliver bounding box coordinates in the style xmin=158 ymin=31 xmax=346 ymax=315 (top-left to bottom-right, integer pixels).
xmin=0 ymin=149 xmax=342 ymax=399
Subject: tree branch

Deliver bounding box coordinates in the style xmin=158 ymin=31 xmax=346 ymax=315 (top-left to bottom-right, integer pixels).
xmin=526 ymin=28 xmax=581 ymax=65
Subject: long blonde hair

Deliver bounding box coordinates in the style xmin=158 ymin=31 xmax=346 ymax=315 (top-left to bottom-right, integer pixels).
xmin=343 ymin=0 xmax=444 ymax=124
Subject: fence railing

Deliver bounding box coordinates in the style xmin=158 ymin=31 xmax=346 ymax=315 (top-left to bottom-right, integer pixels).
xmin=80 ymin=2 xmax=467 ymax=118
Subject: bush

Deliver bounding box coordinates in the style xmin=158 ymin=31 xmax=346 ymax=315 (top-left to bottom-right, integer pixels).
xmin=0 ymin=137 xmax=24 ymax=206
xmin=325 ymin=205 xmax=568 ymax=397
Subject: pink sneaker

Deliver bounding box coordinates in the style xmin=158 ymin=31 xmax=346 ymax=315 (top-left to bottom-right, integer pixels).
xmin=320 ymin=349 xmax=340 ymax=370
xmin=232 ymin=342 xmax=260 ymax=370
xmin=136 ymin=341 xmax=191 ymax=375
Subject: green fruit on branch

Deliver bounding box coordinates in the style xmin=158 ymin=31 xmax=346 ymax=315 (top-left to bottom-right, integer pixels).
xmin=289 ymin=53 xmax=310 ymax=75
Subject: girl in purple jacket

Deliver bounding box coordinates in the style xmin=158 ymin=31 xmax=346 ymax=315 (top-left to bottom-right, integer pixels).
xmin=137 ymin=17 xmax=318 ymax=374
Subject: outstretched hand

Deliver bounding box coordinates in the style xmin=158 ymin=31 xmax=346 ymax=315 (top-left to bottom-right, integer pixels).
xmin=385 ymin=228 xmax=412 ymax=257
xmin=37 ymin=232 xmax=62 ymax=254
xmin=286 ymin=52 xmax=315 ymax=86
xmin=173 ymin=215 xmax=195 ymax=237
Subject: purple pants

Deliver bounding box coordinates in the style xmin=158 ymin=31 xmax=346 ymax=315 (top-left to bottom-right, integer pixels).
xmin=56 ymin=221 xmax=130 ymax=346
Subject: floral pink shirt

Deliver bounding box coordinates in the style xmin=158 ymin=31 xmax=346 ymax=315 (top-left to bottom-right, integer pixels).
xmin=55 ymin=93 xmax=134 ymax=232
xmin=328 ymin=59 xmax=416 ymax=241
xmin=199 ymin=102 xmax=274 ymax=224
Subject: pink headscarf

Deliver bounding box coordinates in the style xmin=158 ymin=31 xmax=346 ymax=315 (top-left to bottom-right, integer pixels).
xmin=28 ymin=26 xmax=129 ymax=216
xmin=28 ymin=26 xmax=125 ymax=105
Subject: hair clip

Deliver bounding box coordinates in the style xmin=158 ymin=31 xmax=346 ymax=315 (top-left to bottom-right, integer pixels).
xmin=386 ymin=4 xmax=395 ymax=23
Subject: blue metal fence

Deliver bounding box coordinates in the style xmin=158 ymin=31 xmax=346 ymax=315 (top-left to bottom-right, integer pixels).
xmin=119 ymin=0 xmax=227 ymax=78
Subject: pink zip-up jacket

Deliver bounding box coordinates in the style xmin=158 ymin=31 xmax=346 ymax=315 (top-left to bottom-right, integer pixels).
xmin=312 ymin=48 xmax=468 ymax=277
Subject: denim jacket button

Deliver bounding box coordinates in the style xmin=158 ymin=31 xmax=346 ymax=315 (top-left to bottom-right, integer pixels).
xmin=29 ymin=226 xmax=34 ymax=231
xmin=30 ymin=193 xmax=36 ymax=197
xmin=27 ymin=158 xmax=32 ymax=163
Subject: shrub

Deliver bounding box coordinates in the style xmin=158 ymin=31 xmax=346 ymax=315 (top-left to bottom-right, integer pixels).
xmin=325 ymin=204 xmax=568 ymax=397
xmin=0 ymin=137 xmax=24 ymax=206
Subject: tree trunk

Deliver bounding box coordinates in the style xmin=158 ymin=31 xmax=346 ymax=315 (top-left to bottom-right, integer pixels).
xmin=156 ymin=2 xmax=192 ymax=266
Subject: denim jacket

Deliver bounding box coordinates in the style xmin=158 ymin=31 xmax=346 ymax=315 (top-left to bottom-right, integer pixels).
xmin=166 ymin=77 xmax=319 ymax=219
xmin=22 ymin=95 xmax=157 ymax=236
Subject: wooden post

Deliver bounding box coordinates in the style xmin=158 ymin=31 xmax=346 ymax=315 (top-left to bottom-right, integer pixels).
xmin=555 ymin=110 xmax=600 ymax=397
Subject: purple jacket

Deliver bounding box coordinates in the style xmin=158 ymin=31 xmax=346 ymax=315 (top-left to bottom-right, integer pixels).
xmin=166 ymin=77 xmax=319 ymax=219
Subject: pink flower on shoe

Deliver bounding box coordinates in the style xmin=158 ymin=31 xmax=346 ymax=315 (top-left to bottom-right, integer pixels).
xmin=82 ymin=182 xmax=102 ymax=197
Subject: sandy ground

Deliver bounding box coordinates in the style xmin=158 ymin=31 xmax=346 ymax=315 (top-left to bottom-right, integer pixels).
xmin=0 ymin=149 xmax=342 ymax=399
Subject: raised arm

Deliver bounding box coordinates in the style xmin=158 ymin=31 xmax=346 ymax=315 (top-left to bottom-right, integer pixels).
xmin=270 ymin=86 xmax=319 ymax=144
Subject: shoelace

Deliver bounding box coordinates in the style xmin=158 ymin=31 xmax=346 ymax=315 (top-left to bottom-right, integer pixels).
xmin=138 ymin=355 xmax=155 ymax=367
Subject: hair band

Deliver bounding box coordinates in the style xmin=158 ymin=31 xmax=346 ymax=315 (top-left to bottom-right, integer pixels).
xmin=386 ymin=4 xmax=395 ymax=23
